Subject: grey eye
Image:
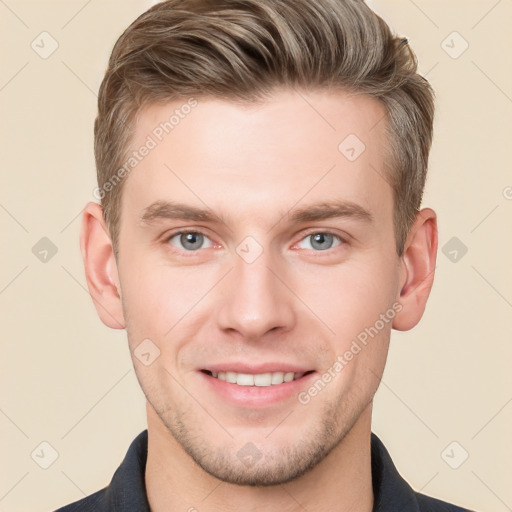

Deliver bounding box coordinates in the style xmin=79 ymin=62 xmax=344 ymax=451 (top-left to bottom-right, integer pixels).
xmin=169 ymin=232 xmax=212 ymax=251
xmin=297 ymin=233 xmax=341 ymax=251
xmin=310 ymin=233 xmax=334 ymax=250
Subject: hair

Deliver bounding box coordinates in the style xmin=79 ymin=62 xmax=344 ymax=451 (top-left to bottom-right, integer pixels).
xmin=94 ymin=0 xmax=435 ymax=259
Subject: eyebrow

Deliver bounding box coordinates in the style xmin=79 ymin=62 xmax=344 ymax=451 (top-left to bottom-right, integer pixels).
xmin=288 ymin=201 xmax=373 ymax=224
xmin=140 ymin=200 xmax=224 ymax=225
xmin=139 ymin=199 xmax=373 ymax=226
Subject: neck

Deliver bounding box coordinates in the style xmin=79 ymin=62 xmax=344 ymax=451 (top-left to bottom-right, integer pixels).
xmin=145 ymin=403 xmax=374 ymax=512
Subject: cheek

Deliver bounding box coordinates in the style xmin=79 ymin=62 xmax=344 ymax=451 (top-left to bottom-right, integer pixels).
xmin=293 ymin=253 xmax=398 ymax=340
xmin=305 ymin=263 xmax=395 ymax=404
xmin=119 ymin=255 xmax=215 ymax=339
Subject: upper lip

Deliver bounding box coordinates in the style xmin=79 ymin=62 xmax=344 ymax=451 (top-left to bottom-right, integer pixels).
xmin=201 ymin=363 xmax=314 ymax=374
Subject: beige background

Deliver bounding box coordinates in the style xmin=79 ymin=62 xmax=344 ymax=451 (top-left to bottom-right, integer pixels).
xmin=1 ymin=0 xmax=511 ymax=510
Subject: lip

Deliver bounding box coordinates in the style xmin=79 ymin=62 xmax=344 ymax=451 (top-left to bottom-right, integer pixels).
xmin=199 ymin=369 xmax=317 ymax=408
xmin=200 ymin=362 xmax=313 ymax=374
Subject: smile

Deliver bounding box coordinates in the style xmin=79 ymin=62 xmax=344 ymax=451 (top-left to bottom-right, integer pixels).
xmin=202 ymin=370 xmax=313 ymax=386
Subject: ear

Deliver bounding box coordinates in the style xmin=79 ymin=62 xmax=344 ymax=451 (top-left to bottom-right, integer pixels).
xmin=392 ymin=207 xmax=438 ymax=331
xmin=80 ymin=202 xmax=125 ymax=329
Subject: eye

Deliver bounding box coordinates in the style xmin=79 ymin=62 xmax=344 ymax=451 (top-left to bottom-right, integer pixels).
xmin=168 ymin=231 xmax=213 ymax=251
xmin=296 ymin=232 xmax=343 ymax=251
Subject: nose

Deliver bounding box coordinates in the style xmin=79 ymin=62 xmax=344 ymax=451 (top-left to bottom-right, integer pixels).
xmin=216 ymin=248 xmax=297 ymax=342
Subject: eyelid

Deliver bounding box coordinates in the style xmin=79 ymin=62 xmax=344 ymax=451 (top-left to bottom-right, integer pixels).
xmin=163 ymin=226 xmax=214 ymax=241
xmin=292 ymin=229 xmax=349 ymax=250
xmin=164 ymin=228 xmax=218 ymax=254
xmin=162 ymin=227 xmax=349 ymax=254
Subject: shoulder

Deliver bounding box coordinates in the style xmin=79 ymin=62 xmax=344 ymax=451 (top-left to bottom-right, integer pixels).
xmin=53 ymin=487 xmax=107 ymax=512
xmin=370 ymin=432 xmax=475 ymax=512
xmin=415 ymin=491 xmax=475 ymax=512
xmin=52 ymin=430 xmax=149 ymax=512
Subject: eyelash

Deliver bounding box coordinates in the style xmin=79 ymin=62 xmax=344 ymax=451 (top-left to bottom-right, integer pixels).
xmin=164 ymin=229 xmax=348 ymax=255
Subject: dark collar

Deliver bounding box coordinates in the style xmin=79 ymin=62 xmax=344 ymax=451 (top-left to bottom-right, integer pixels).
xmin=371 ymin=431 xmax=421 ymax=510
xmin=56 ymin=430 xmax=471 ymax=511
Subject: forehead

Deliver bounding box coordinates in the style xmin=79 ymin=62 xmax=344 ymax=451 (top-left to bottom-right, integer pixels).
xmin=121 ymin=89 xmax=392 ymax=227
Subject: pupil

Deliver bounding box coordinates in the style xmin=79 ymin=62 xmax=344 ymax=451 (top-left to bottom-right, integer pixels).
xmin=182 ymin=232 xmax=202 ymax=249
xmin=312 ymin=233 xmax=332 ymax=250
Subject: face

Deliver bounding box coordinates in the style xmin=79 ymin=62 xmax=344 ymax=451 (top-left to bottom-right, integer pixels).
xmin=115 ymin=89 xmax=402 ymax=485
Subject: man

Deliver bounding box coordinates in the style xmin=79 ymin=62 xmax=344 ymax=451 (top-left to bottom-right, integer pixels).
xmin=56 ymin=0 xmax=474 ymax=510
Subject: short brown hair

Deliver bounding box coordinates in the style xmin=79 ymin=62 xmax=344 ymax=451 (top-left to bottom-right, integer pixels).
xmin=94 ymin=0 xmax=435 ymax=258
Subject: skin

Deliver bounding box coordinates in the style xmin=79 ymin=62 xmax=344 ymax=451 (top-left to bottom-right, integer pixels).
xmin=80 ymin=88 xmax=437 ymax=512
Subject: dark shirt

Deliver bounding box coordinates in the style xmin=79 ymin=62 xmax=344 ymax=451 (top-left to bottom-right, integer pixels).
xmin=55 ymin=430 xmax=473 ymax=511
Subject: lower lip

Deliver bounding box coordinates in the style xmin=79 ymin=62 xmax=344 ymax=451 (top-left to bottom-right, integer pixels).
xmin=199 ymin=371 xmax=316 ymax=408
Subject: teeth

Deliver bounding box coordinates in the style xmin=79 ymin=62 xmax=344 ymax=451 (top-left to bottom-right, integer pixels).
xmin=254 ymin=373 xmax=272 ymax=386
xmin=271 ymin=372 xmax=284 ymax=384
xmin=209 ymin=371 xmax=306 ymax=386
xmin=236 ymin=373 xmax=254 ymax=386
xmin=225 ymin=371 xmax=237 ymax=383
xmin=283 ymin=372 xmax=294 ymax=382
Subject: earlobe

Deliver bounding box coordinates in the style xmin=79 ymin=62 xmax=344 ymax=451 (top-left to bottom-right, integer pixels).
xmin=80 ymin=202 xmax=126 ymax=329
xmin=392 ymin=208 xmax=438 ymax=332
